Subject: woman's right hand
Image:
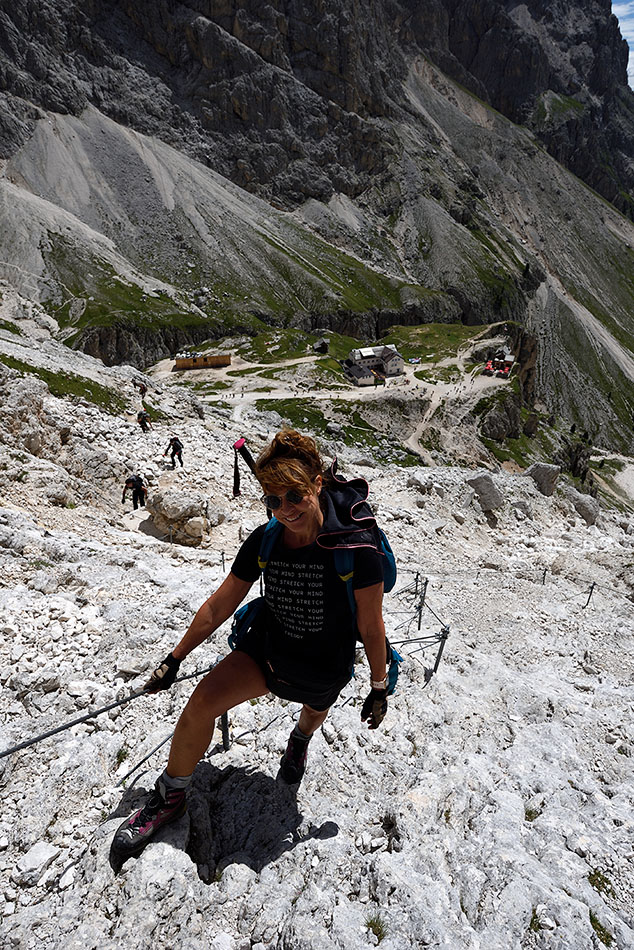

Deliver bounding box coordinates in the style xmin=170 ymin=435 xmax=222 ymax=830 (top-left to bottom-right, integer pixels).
xmin=144 ymin=652 xmax=181 ymax=692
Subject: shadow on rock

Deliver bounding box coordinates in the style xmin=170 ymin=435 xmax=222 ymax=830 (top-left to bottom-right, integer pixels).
xmin=187 ymin=761 xmax=339 ymax=882
xmin=105 ymin=762 xmax=338 ymax=877
xmin=136 ymin=515 xmax=166 ymax=539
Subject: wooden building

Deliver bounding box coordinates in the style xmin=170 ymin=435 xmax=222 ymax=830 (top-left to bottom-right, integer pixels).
xmin=173 ymin=351 xmax=231 ymax=371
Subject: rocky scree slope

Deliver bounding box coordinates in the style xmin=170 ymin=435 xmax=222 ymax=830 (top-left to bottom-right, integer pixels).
xmin=411 ymin=0 xmax=634 ymax=220
xmin=0 ymin=320 xmax=633 ymax=948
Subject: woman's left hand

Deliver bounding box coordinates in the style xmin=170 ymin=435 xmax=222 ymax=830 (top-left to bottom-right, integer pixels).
xmin=361 ymin=687 xmax=388 ymax=728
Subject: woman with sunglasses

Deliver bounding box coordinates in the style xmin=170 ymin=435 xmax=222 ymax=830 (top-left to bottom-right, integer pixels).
xmin=112 ymin=429 xmax=389 ymax=861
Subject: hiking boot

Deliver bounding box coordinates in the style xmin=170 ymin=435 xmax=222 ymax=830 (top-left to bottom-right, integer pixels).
xmin=280 ymin=728 xmax=311 ymax=784
xmin=111 ymin=778 xmax=186 ymax=859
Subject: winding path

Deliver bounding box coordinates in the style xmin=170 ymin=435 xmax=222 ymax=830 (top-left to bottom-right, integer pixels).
xmin=152 ymin=329 xmax=513 ymax=457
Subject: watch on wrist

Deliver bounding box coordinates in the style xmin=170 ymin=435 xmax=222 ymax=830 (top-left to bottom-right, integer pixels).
xmin=371 ymin=676 xmax=387 ymax=690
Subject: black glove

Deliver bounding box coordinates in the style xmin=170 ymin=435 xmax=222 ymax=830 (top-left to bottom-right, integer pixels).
xmin=361 ymin=688 xmax=388 ymax=729
xmin=144 ymin=653 xmax=181 ymax=693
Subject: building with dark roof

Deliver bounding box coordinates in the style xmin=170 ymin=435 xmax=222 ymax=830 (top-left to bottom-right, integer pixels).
xmin=343 ymin=344 xmax=404 ymax=385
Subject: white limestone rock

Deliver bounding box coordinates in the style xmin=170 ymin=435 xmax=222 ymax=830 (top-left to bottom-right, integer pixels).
xmin=14 ymin=841 xmax=60 ymax=886
xmin=0 ymin=328 xmax=633 ymax=950
xmin=145 ymin=487 xmax=211 ymax=546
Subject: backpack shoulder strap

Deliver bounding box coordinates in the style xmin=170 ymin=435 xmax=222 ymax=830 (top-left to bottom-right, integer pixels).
xmin=334 ymin=531 xmax=397 ymax=608
xmin=334 ymin=548 xmax=356 ymax=613
xmin=377 ymin=528 xmax=397 ymax=593
xmin=258 ymin=517 xmax=283 ymax=572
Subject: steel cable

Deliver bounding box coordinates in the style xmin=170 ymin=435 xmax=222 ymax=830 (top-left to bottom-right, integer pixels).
xmin=0 ymin=662 xmax=223 ymax=760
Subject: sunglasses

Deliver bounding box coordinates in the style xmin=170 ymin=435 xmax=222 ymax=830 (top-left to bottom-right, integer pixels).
xmin=260 ymin=488 xmax=306 ymax=510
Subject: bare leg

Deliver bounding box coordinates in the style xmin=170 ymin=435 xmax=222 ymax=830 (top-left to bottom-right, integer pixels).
xmin=167 ymin=651 xmax=268 ymax=777
xmin=298 ymin=704 xmax=330 ymax=736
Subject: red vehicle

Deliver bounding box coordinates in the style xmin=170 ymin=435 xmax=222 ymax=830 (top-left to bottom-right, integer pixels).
xmin=483 ymin=360 xmax=495 ymax=376
xmin=496 ymin=363 xmax=511 ymax=379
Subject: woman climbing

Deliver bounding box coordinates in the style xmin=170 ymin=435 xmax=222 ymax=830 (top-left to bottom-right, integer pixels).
xmin=112 ymin=429 xmax=390 ymax=860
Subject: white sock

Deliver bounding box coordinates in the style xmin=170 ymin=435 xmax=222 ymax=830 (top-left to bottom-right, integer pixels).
xmin=161 ymin=770 xmax=192 ymax=790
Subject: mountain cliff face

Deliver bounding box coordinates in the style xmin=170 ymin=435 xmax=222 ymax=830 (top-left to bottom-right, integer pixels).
xmin=412 ymin=0 xmax=634 ymax=219
xmin=1 ymin=1 xmax=632 ymax=213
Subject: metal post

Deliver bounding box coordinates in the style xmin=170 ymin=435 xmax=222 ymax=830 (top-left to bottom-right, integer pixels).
xmin=432 ymin=627 xmax=449 ymax=674
xmin=220 ymin=712 xmax=230 ymax=751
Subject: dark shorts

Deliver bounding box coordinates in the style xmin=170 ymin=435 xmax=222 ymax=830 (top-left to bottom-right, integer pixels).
xmin=237 ymin=626 xmax=353 ymax=712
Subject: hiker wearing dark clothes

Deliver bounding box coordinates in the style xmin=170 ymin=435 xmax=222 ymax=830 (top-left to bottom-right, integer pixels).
xmin=137 ymin=410 xmax=152 ymax=433
xmin=164 ymin=437 xmax=183 ymax=468
xmin=133 ymin=380 xmax=148 ymax=398
xmin=112 ymin=429 xmax=390 ymax=861
xmin=122 ymin=475 xmax=147 ymax=511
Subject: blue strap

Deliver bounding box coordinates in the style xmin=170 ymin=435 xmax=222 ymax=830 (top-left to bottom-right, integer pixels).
xmin=333 ymin=548 xmax=356 ymax=613
xmin=258 ymin=517 xmax=283 ymax=572
xmin=386 ymin=644 xmax=403 ymax=696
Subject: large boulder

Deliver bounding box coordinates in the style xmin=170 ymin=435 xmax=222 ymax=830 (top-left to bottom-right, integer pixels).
xmin=146 ymin=488 xmax=212 ymax=546
xmin=0 ymin=366 xmax=59 ymax=457
xmin=407 ymin=473 xmax=433 ymax=494
xmin=466 ymin=473 xmax=504 ymax=511
xmin=568 ymin=488 xmax=600 ymax=526
xmin=523 ymin=463 xmax=560 ymax=497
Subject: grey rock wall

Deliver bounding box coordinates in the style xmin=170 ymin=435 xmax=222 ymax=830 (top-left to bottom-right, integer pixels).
xmin=1 ymin=0 xmax=632 ymax=214
xmin=409 ymin=0 xmax=634 ymax=218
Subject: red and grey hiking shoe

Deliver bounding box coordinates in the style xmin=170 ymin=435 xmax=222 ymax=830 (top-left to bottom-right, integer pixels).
xmin=111 ymin=778 xmax=186 ymax=859
xmin=280 ymin=728 xmax=311 ymax=784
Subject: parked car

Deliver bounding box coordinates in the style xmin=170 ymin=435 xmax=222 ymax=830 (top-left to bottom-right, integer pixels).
xmin=483 ymin=360 xmax=495 ymax=376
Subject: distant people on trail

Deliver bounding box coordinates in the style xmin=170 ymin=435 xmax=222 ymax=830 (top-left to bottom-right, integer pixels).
xmin=164 ymin=436 xmax=184 ymax=468
xmin=122 ymin=474 xmax=148 ymax=511
xmin=111 ymin=429 xmax=391 ymax=864
xmin=133 ymin=380 xmax=148 ymax=398
xmin=137 ymin=410 xmax=152 ymax=432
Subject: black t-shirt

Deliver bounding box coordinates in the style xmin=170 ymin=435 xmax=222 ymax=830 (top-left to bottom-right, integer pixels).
xmin=231 ymin=523 xmax=383 ymax=685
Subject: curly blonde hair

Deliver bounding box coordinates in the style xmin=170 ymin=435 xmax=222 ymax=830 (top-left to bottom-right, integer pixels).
xmin=255 ymin=429 xmax=324 ymax=494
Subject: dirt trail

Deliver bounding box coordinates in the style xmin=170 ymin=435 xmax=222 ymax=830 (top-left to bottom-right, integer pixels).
xmin=403 ymin=334 xmax=508 ymax=456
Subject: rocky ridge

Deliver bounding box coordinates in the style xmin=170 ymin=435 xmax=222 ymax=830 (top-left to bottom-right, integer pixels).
xmin=0 ymin=309 xmax=633 ymax=948
xmin=1 ymin=1 xmax=632 ymax=215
